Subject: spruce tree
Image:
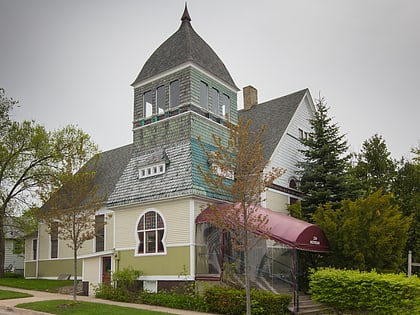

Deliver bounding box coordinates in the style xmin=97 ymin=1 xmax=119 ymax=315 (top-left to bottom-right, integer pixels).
xmin=350 ymin=134 xmax=397 ymax=195
xmin=297 ymin=97 xmax=349 ymax=221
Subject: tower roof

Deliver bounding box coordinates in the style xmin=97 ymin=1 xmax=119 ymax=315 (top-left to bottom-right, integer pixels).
xmin=132 ymin=6 xmax=238 ymax=89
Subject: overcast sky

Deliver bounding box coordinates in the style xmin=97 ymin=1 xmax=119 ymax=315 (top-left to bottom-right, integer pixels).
xmin=1 ymin=0 xmax=419 ymax=160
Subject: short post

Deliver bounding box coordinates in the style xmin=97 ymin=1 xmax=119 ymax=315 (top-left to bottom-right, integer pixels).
xmin=408 ymin=251 xmax=412 ymax=277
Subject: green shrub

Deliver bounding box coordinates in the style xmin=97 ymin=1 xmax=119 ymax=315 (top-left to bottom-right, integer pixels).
xmin=203 ymin=285 xmax=291 ymax=315
xmin=4 ymin=272 xmax=24 ymax=279
xmin=309 ymin=268 xmax=420 ymax=315
xmin=94 ymin=266 xmax=142 ymax=303
xmin=139 ymin=283 xmax=207 ymax=312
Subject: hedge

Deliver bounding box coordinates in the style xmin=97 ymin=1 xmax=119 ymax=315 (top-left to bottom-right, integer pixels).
xmin=204 ymin=286 xmax=291 ymax=315
xmin=309 ymin=268 xmax=420 ymax=314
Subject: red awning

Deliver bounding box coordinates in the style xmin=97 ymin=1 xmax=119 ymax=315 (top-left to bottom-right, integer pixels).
xmin=196 ymin=203 xmax=329 ymax=253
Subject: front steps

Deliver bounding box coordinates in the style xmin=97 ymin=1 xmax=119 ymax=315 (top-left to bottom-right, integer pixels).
xmin=289 ymin=294 xmax=335 ymax=315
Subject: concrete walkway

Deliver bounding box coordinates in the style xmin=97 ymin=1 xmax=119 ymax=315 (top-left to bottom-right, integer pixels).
xmin=0 ymin=286 xmax=217 ymax=315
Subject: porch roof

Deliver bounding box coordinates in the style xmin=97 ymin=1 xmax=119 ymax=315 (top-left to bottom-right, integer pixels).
xmin=196 ymin=203 xmax=329 ymax=253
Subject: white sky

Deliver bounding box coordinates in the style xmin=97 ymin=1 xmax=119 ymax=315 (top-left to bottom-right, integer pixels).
xmin=1 ymin=0 xmax=419 ymax=160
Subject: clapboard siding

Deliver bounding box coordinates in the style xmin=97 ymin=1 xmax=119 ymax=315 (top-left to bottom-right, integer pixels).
xmin=268 ymin=94 xmax=314 ymax=188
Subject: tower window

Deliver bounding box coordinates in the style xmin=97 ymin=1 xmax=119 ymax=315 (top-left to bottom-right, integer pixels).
xmin=200 ymin=81 xmax=208 ymax=109
xmin=212 ymin=88 xmax=219 ymax=114
xmin=143 ymin=91 xmax=153 ymax=118
xmin=222 ymin=94 xmax=230 ymax=118
xmin=156 ymin=85 xmax=165 ymax=114
xmin=170 ymin=80 xmax=179 ymax=108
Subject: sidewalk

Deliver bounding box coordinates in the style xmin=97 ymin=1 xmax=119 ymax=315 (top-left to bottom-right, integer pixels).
xmin=0 ymin=286 xmax=217 ymax=315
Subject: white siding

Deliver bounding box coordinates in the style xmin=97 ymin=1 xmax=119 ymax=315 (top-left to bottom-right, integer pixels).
xmin=5 ymin=239 xmax=24 ymax=271
xmin=114 ymin=198 xmax=191 ymax=250
xmin=267 ymin=94 xmax=314 ymax=188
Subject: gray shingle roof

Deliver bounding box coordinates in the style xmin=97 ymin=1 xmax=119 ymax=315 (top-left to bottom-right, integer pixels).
xmin=41 ymin=144 xmax=133 ymax=211
xmin=239 ymin=89 xmax=308 ymax=160
xmin=132 ymin=6 xmax=238 ymax=90
xmin=107 ymin=140 xmax=192 ymax=207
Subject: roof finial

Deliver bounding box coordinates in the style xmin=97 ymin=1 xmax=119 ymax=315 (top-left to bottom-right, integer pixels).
xmin=181 ymin=2 xmax=191 ymax=23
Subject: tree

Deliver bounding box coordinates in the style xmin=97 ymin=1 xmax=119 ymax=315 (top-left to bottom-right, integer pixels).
xmin=0 ymin=88 xmax=98 ymax=278
xmin=198 ymin=117 xmax=285 ymax=315
xmin=36 ymin=127 xmax=101 ymax=301
xmin=392 ymin=147 xmax=420 ymax=273
xmin=312 ymin=190 xmax=411 ymax=272
xmin=297 ymin=97 xmax=350 ymax=221
xmin=350 ymin=134 xmax=397 ymax=196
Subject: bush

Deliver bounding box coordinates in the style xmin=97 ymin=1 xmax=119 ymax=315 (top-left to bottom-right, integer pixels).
xmin=309 ymin=268 xmax=420 ymax=315
xmin=4 ymin=272 xmax=24 ymax=279
xmin=139 ymin=282 xmax=207 ymax=312
xmin=204 ymin=286 xmax=291 ymax=315
xmin=94 ymin=266 xmax=142 ymax=303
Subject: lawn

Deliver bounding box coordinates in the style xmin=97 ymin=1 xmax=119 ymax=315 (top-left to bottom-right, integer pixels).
xmin=0 ymin=278 xmax=73 ymax=292
xmin=0 ymin=289 xmax=32 ymax=300
xmin=17 ymin=300 xmax=172 ymax=315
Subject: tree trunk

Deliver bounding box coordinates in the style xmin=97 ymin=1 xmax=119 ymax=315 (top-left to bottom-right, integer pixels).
xmin=73 ymin=247 xmax=77 ymax=301
xmin=0 ymin=210 xmax=5 ymax=278
xmin=244 ymin=227 xmax=251 ymax=315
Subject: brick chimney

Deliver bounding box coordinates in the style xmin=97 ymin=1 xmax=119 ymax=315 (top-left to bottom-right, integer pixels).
xmin=243 ymin=85 xmax=258 ymax=110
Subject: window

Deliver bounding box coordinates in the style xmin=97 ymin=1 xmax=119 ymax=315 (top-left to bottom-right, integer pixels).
xmin=138 ymin=163 xmax=166 ymax=179
xmin=200 ymin=81 xmax=208 ymax=109
xmin=50 ymin=222 xmax=58 ymax=259
xmin=143 ymin=91 xmax=153 ymax=118
xmin=156 ymin=85 xmax=165 ymax=114
xmin=211 ymin=88 xmax=219 ymax=114
xmin=289 ymin=178 xmax=298 ymax=205
xmin=298 ymin=128 xmax=304 ymax=139
xmin=170 ymin=80 xmax=179 ymax=108
xmin=32 ymin=239 xmax=37 ymax=261
xmin=222 ymin=94 xmax=230 ymax=118
xmin=95 ymin=215 xmax=105 ymax=252
xmin=136 ymin=211 xmax=165 ymax=254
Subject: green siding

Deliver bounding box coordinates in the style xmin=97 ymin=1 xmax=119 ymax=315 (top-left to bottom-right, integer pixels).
xmin=38 ymin=259 xmax=81 ymax=278
xmin=117 ymin=246 xmax=190 ymax=276
xmin=24 ymin=262 xmax=36 ymax=278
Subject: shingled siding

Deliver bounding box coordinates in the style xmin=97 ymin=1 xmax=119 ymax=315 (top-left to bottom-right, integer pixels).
xmin=190 ymin=114 xmax=232 ymax=200
xmin=190 ymin=67 xmax=238 ymax=123
xmin=133 ymin=112 xmax=192 ymax=153
xmin=133 ymin=67 xmax=191 ymax=124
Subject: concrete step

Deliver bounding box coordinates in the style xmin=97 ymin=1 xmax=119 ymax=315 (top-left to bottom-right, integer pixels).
xmin=289 ymin=295 xmax=335 ymax=315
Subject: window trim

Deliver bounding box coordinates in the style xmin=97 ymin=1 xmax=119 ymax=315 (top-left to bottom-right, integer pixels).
xmin=135 ymin=209 xmax=166 ymax=256
xmin=32 ymin=239 xmax=37 ymax=261
xmin=143 ymin=90 xmax=153 ymax=118
xmin=156 ymin=85 xmax=165 ymax=114
xmin=95 ymin=214 xmax=105 ymax=252
xmin=169 ymin=80 xmax=180 ymax=108
xmin=50 ymin=222 xmax=58 ymax=259
xmin=139 ymin=163 xmax=166 ymax=179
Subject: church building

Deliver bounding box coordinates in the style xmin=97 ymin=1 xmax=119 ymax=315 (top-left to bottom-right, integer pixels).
xmin=24 ymin=6 xmax=327 ymax=295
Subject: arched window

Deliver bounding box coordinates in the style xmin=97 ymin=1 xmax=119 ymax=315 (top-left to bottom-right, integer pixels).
xmin=136 ymin=210 xmax=165 ymax=255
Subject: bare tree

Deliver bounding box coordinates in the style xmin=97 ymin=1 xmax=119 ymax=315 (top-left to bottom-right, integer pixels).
xmin=198 ymin=117 xmax=285 ymax=315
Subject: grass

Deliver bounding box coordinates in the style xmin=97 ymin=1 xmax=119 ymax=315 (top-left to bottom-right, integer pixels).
xmin=16 ymin=300 xmax=172 ymax=315
xmin=0 ymin=289 xmax=32 ymax=300
xmin=0 ymin=278 xmax=73 ymax=292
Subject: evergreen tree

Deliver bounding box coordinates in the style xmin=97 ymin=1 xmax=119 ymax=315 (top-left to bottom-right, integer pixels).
xmin=297 ymin=97 xmax=349 ymax=221
xmin=313 ymin=190 xmax=411 ymax=272
xmin=392 ymin=147 xmax=420 ymax=274
xmin=350 ymin=134 xmax=397 ymax=196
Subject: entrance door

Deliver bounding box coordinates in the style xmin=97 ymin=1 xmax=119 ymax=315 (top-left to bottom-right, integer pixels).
xmin=102 ymin=256 xmax=111 ymax=284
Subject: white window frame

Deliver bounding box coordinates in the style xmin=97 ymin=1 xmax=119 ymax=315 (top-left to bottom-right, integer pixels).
xmin=138 ymin=163 xmax=166 ymax=179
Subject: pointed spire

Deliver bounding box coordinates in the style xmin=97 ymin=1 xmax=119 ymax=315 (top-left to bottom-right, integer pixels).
xmin=181 ymin=3 xmax=191 ymax=23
